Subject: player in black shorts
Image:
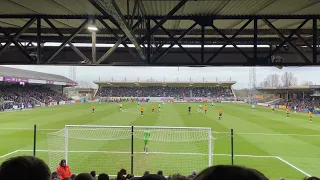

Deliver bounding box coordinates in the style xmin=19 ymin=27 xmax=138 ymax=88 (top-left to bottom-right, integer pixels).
xmin=188 ymin=106 xmax=191 ymax=115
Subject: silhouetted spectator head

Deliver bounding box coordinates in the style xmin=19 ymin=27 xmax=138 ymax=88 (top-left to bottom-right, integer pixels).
xmin=303 ymin=177 xmax=320 ymax=180
xmin=144 ymin=171 xmax=150 ymax=176
xmin=157 ymin=171 xmax=163 ymax=176
xmin=90 ymin=171 xmax=96 ymax=178
xmin=74 ymin=173 xmax=93 ymax=180
xmin=193 ymin=165 xmax=268 ymax=180
xmin=140 ymin=174 xmax=166 ymax=180
xmin=70 ymin=174 xmax=77 ymax=180
xmin=98 ymin=173 xmax=109 ymax=180
xmin=117 ymin=169 xmax=127 ymax=180
xmin=63 ymin=178 xmax=71 ymax=180
xmin=192 ymin=171 xmax=197 ymax=176
xmin=167 ymin=174 xmax=188 ymax=180
xmin=52 ymin=172 xmax=60 ymax=180
xmin=0 ymin=156 xmax=51 ymax=180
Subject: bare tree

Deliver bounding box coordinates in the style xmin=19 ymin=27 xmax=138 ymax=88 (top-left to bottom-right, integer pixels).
xmin=300 ymin=81 xmax=313 ymax=86
xmin=281 ymin=72 xmax=297 ymax=87
xmin=260 ymin=74 xmax=280 ymax=87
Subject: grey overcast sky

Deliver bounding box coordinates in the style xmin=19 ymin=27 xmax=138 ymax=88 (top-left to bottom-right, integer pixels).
xmin=1 ymin=65 xmax=320 ymax=89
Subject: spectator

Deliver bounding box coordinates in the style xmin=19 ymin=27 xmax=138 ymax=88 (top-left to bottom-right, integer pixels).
xmin=57 ymin=159 xmax=72 ymax=180
xmin=157 ymin=171 xmax=165 ymax=178
xmin=140 ymin=174 xmax=166 ymax=180
xmin=187 ymin=170 xmax=197 ymax=179
xmin=167 ymin=174 xmax=188 ymax=180
xmin=116 ymin=169 xmax=127 ymax=180
xmin=52 ymin=172 xmax=61 ymax=180
xmin=74 ymin=173 xmax=93 ymax=180
xmin=193 ymin=165 xmax=268 ymax=180
xmin=143 ymin=171 xmax=150 ymax=176
xmin=303 ymin=177 xmax=320 ymax=180
xmin=98 ymin=173 xmax=109 ymax=180
xmin=90 ymin=171 xmax=97 ymax=180
xmin=0 ymin=156 xmax=51 ymax=180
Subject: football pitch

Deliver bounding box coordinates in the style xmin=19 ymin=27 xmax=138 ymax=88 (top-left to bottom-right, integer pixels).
xmin=0 ymin=102 xmax=320 ymax=179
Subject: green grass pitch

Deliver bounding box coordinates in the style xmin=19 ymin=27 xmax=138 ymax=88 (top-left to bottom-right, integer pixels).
xmin=0 ymin=102 xmax=320 ymax=179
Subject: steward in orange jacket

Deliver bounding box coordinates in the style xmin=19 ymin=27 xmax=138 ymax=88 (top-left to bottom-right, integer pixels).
xmin=56 ymin=159 xmax=72 ymax=179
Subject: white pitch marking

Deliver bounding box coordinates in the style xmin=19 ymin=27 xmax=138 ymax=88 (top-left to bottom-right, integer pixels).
xmin=0 ymin=150 xmax=19 ymax=159
xmin=0 ymin=128 xmax=60 ymax=131
xmin=17 ymin=150 xmax=277 ymax=158
xmin=212 ymin=132 xmax=320 ymax=137
xmin=276 ymin=156 xmax=311 ymax=177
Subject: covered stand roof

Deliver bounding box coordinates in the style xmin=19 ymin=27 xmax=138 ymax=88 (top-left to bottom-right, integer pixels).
xmin=0 ymin=66 xmax=75 ymax=84
xmin=0 ymin=0 xmax=319 ymax=65
xmin=95 ymin=81 xmax=236 ymax=87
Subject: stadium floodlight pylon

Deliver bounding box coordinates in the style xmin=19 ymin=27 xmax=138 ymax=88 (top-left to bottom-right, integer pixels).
xmin=45 ymin=125 xmax=213 ymax=175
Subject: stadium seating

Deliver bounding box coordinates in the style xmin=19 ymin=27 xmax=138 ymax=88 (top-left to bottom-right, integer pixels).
xmin=97 ymin=86 xmax=234 ymax=99
xmin=0 ymin=83 xmax=66 ymax=110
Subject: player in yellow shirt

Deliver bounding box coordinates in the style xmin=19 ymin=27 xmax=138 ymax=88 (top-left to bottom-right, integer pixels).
xmin=286 ymin=108 xmax=290 ymax=118
xmin=204 ymin=105 xmax=208 ymax=115
xmin=152 ymin=105 xmax=155 ymax=113
xmin=218 ymin=109 xmax=223 ymax=120
xmin=92 ymin=106 xmax=95 ymax=114
xmin=309 ymin=111 xmax=313 ymax=122
xmin=140 ymin=106 xmax=145 ymax=116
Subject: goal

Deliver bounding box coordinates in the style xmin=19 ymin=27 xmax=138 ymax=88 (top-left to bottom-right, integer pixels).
xmin=45 ymin=125 xmax=213 ymax=175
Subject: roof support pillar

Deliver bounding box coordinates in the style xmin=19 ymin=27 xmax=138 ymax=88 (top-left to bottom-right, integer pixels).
xmin=253 ymin=18 xmax=258 ymax=66
xmin=36 ymin=17 xmax=42 ymax=64
xmin=313 ymin=18 xmax=318 ymax=64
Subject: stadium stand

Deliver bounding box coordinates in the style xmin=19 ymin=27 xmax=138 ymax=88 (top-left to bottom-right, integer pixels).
xmin=95 ymin=81 xmax=236 ymax=102
xmin=257 ymin=86 xmax=320 ymax=113
xmin=0 ymin=66 xmax=77 ymax=111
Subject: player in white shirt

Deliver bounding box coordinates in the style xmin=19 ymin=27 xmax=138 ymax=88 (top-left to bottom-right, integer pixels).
xmin=252 ymin=104 xmax=255 ymax=111
xmin=294 ymin=106 xmax=297 ymax=113
xmin=120 ymin=104 xmax=123 ymax=111
xmin=158 ymin=104 xmax=161 ymax=111
xmin=198 ymin=104 xmax=203 ymax=112
xmin=211 ymin=102 xmax=214 ymax=108
xmin=138 ymin=101 xmax=140 ymax=107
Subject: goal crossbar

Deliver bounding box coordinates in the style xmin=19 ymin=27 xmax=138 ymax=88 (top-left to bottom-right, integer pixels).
xmin=46 ymin=125 xmax=213 ymax=175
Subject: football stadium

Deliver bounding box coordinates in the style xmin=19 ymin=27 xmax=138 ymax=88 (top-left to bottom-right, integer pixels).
xmin=1 ymin=66 xmax=320 ymax=180
xmin=2 ymin=0 xmax=320 ymax=180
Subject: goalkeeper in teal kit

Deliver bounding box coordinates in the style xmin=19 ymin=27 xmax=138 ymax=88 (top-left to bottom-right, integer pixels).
xmin=144 ymin=129 xmax=151 ymax=154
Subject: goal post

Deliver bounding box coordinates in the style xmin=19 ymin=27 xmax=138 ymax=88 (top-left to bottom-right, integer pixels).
xmin=45 ymin=125 xmax=213 ymax=175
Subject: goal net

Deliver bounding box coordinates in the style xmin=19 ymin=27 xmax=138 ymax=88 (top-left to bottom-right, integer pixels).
xmin=45 ymin=125 xmax=213 ymax=175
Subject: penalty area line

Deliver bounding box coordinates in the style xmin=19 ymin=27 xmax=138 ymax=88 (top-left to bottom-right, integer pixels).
xmin=276 ymin=156 xmax=311 ymax=177
xmin=17 ymin=150 xmax=276 ymax=158
xmin=0 ymin=150 xmax=19 ymax=159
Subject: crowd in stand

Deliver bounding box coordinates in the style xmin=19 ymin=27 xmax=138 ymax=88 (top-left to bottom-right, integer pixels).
xmin=277 ymin=95 xmax=320 ymax=109
xmin=0 ymin=156 xmax=319 ymax=180
xmin=0 ymin=83 xmax=66 ymax=110
xmin=98 ymin=86 xmax=234 ymax=98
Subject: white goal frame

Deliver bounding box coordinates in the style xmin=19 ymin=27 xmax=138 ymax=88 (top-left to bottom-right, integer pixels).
xmin=63 ymin=125 xmax=213 ymax=167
